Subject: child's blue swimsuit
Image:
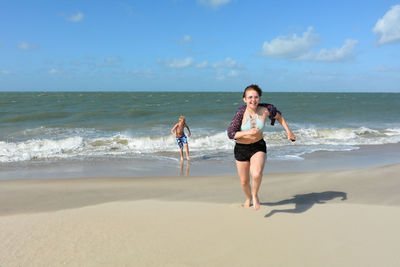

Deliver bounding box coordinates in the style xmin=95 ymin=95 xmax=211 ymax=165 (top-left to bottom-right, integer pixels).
xmin=176 ymin=135 xmax=188 ymax=149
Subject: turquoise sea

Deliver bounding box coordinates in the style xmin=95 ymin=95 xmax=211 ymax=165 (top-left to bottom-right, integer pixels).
xmin=0 ymin=92 xmax=400 ymax=177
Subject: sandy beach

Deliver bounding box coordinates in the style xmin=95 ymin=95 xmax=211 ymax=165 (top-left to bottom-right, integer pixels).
xmin=2 ymin=0 xmax=400 ymax=265
xmin=1 ymin=163 xmax=400 ymax=267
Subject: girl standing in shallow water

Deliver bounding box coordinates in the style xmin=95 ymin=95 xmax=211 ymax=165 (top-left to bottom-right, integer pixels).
xmin=227 ymin=85 xmax=296 ymax=210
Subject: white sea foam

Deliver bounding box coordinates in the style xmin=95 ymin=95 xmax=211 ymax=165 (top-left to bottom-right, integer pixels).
xmin=0 ymin=137 xmax=84 ymax=162
xmin=0 ymin=127 xmax=399 ymax=163
xmin=385 ymin=128 xmax=400 ymax=136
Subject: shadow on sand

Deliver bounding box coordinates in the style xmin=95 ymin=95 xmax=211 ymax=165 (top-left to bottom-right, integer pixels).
xmin=262 ymin=191 xmax=347 ymax=218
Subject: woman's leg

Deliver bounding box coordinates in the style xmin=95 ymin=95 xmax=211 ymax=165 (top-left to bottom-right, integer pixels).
xmin=249 ymin=151 xmax=266 ymax=210
xmin=236 ymin=160 xmax=252 ymax=207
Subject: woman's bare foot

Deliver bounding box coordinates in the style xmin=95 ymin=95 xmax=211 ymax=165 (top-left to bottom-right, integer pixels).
xmin=252 ymin=195 xmax=260 ymax=211
xmin=242 ymin=199 xmax=251 ymax=208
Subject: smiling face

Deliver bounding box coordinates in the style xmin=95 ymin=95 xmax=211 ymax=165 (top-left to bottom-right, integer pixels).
xmin=243 ymin=89 xmax=260 ymax=109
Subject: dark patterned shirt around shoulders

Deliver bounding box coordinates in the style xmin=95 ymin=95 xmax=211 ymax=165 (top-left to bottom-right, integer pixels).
xmin=227 ymin=103 xmax=281 ymax=140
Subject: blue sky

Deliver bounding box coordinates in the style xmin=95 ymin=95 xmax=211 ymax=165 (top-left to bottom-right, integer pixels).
xmin=1 ymin=0 xmax=400 ymax=92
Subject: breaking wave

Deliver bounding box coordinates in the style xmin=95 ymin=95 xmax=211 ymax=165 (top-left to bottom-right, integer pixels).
xmin=1 ymin=126 xmax=399 ymax=163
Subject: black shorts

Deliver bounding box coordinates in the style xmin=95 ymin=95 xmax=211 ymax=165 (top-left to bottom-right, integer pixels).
xmin=234 ymin=139 xmax=267 ymax=162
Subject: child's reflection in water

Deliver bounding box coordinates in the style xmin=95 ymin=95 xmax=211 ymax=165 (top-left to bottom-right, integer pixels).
xmin=180 ymin=160 xmax=191 ymax=176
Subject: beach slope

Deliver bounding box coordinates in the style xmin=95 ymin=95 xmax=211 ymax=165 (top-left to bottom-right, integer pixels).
xmin=1 ymin=164 xmax=400 ymax=267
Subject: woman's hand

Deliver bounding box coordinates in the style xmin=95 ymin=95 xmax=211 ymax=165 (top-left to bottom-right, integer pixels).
xmin=248 ymin=128 xmax=259 ymax=136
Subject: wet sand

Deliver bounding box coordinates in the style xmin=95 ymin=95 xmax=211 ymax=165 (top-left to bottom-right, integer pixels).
xmin=1 ymin=143 xmax=400 ymax=180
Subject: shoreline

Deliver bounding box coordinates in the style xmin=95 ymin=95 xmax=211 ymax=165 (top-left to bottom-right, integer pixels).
xmin=1 ymin=142 xmax=399 ymax=180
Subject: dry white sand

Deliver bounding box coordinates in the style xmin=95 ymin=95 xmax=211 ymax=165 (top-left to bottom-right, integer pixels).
xmin=1 ymin=164 xmax=400 ymax=266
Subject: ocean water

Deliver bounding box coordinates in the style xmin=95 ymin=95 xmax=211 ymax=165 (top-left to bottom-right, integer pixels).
xmin=1 ymin=92 xmax=400 ymax=165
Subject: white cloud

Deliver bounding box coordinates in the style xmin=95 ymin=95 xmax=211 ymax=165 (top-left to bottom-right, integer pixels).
xmin=211 ymin=57 xmax=243 ymax=80
xmin=48 ymin=68 xmax=60 ymax=74
xmin=17 ymin=41 xmax=37 ymax=51
xmin=130 ymin=69 xmax=155 ymax=77
xmin=375 ymin=65 xmax=400 ymax=73
xmin=159 ymin=56 xmax=242 ymax=79
xmin=67 ymin=12 xmax=84 ymax=22
xmin=183 ymin=35 xmax=193 ymax=42
xmin=227 ymin=69 xmax=239 ymax=77
xmin=198 ymin=0 xmax=232 ymax=9
xmin=373 ymin=5 xmax=400 ymax=45
xmin=161 ymin=57 xmax=194 ymax=69
xmin=104 ymin=57 xmax=121 ymax=64
xmin=262 ymin=27 xmax=359 ymax=62
xmin=127 ymin=6 xmax=134 ymax=16
xmin=196 ymin=60 xmax=208 ymax=68
xmin=215 ymin=69 xmax=225 ymax=80
xmin=212 ymin=57 xmax=242 ymax=69
xmin=70 ymin=60 xmax=84 ymax=66
xmin=85 ymin=54 xmax=96 ymax=60
xmin=215 ymin=69 xmax=239 ymax=80
xmin=1 ymin=70 xmax=12 ymax=75
xmin=262 ymin=27 xmax=320 ymax=58
xmin=299 ymin=39 xmax=359 ymax=62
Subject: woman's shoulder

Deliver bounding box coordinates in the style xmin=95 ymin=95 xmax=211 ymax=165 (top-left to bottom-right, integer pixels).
xmin=258 ymin=103 xmax=275 ymax=108
xmin=258 ymin=103 xmax=280 ymax=115
xmin=257 ymin=106 xmax=269 ymax=114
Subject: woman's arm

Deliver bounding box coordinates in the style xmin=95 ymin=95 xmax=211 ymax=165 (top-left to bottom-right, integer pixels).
xmin=275 ymin=114 xmax=296 ymax=141
xmin=227 ymin=105 xmax=246 ymax=139
xmin=233 ymin=128 xmax=259 ymax=140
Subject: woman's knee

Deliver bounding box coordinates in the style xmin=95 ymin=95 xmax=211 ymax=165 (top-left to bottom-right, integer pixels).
xmin=240 ymin=178 xmax=250 ymax=186
xmin=250 ymin=169 xmax=263 ymax=180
